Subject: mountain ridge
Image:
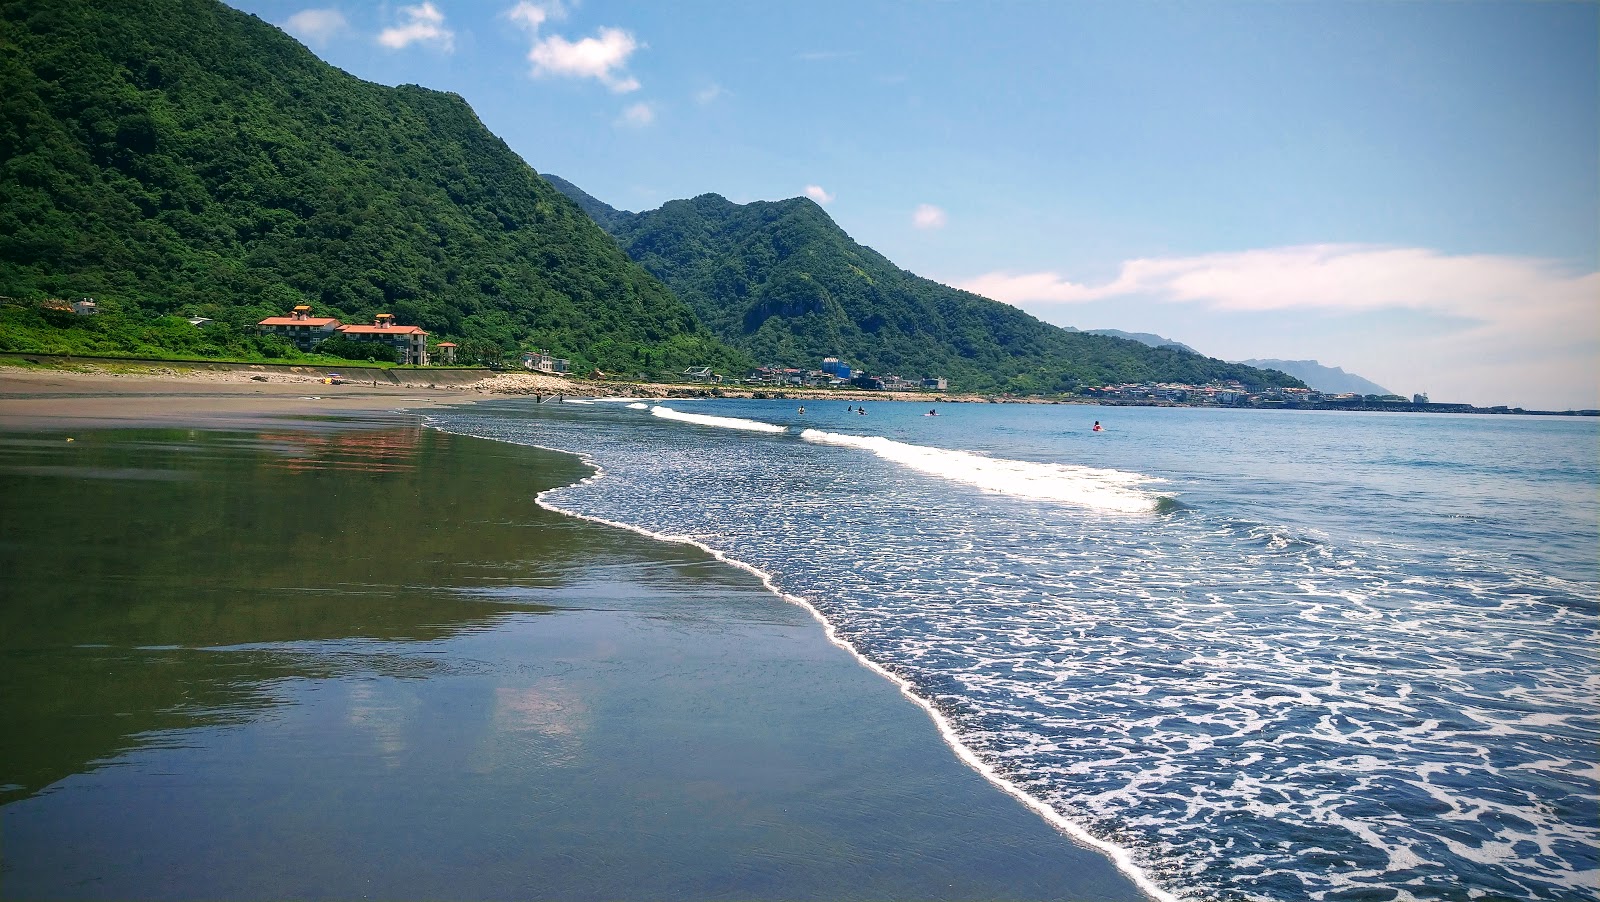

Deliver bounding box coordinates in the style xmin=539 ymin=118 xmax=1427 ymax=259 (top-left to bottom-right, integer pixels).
xmin=0 ymin=0 xmax=746 ymax=373
xmin=546 ymin=176 xmax=1304 ymax=394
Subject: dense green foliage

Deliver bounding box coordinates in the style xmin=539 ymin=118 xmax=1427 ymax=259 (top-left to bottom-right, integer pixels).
xmin=0 ymin=0 xmax=749 ymax=375
xmin=552 ymin=181 xmax=1304 ymax=393
xmin=1 ymin=301 xmax=296 ymax=360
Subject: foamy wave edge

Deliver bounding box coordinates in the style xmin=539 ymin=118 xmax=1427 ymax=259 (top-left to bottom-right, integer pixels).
xmin=651 ymin=405 xmax=787 ymax=433
xmin=425 ymin=420 xmax=1180 ymax=902
xmin=800 ymin=428 xmax=1163 ymax=514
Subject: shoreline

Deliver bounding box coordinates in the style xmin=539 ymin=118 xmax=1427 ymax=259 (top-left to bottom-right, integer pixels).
xmin=1 ymin=368 xmax=1157 ymax=901
xmin=5 ymin=355 xmax=1593 ymax=416
xmin=526 ymin=468 xmax=1177 ymax=902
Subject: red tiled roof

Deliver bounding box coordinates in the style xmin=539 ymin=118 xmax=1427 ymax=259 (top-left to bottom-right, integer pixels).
xmin=339 ymin=324 xmax=427 ymax=335
xmin=259 ymin=316 xmax=341 ymax=326
xmin=436 ymin=342 xmax=458 ymax=347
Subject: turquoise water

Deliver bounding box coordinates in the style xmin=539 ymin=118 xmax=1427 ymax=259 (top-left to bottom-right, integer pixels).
xmin=437 ymin=400 xmax=1600 ymax=902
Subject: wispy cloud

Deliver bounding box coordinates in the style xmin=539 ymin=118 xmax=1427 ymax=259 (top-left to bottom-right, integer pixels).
xmin=506 ymin=0 xmax=563 ymax=31
xmin=284 ymin=8 xmax=348 ymax=46
xmin=913 ymin=203 xmax=947 ymax=229
xmin=961 ymin=244 xmax=1600 ymax=408
xmin=805 ymin=184 xmax=834 ymax=205
xmin=616 ymin=102 xmax=655 ymax=127
xmin=694 ymin=83 xmax=728 ymax=105
xmin=509 ymin=2 xmax=642 ymax=93
xmin=960 ymin=244 xmax=1600 ymax=351
xmin=796 ymin=50 xmax=859 ymax=62
xmin=378 ymin=2 xmax=454 ymax=52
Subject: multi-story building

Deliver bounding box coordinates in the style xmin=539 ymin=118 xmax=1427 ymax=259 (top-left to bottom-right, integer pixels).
xmin=256 ymin=305 xmax=343 ymax=349
xmin=257 ymin=308 xmax=429 ymax=364
xmin=336 ymin=314 xmax=429 ymax=365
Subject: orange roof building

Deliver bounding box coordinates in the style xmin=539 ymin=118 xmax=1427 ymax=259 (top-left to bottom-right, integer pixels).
xmin=257 ymin=305 xmax=343 ymax=349
xmin=334 ymin=314 xmax=429 ymax=366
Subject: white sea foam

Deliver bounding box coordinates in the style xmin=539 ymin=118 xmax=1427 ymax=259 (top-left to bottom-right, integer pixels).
xmin=626 ymin=402 xmax=649 ymax=410
xmin=651 ymin=405 xmax=787 ymax=433
xmin=799 ymin=428 xmax=1161 ymax=514
xmin=559 ymin=399 xmax=594 ymax=405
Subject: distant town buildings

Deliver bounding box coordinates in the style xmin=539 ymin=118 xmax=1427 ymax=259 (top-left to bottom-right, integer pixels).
xmin=738 ymin=357 xmax=948 ymax=393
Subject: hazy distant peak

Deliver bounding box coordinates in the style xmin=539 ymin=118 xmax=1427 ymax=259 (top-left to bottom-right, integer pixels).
xmin=1236 ymin=359 xmax=1393 ymax=396
xmin=1075 ymin=328 xmax=1200 ymax=355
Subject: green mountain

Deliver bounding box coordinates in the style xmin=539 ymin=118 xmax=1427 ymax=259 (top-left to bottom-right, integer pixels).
xmin=545 ymin=180 xmax=1302 ymax=393
xmin=1075 ymin=328 xmax=1200 ymax=355
xmin=0 ymin=0 xmax=746 ymax=373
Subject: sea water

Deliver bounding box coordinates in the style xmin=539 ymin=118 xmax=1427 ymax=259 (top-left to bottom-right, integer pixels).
xmin=433 ymin=400 xmax=1600 ymax=902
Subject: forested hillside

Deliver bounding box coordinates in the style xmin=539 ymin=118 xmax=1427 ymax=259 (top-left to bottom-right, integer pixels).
xmin=549 ymin=182 xmax=1302 ymax=393
xmin=0 ymin=0 xmax=747 ymax=372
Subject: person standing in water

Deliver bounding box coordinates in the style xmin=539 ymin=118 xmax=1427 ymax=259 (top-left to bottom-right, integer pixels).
xmin=798 ymin=405 xmax=805 ymax=414
xmin=1092 ymin=420 xmax=1103 ymax=432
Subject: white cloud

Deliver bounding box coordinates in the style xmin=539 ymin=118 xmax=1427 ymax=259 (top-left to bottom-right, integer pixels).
xmin=284 ymin=8 xmax=348 ymax=46
xmin=378 ymin=2 xmax=454 ymax=52
xmin=508 ymin=7 xmax=642 ymax=93
xmin=506 ymin=0 xmax=563 ymax=31
xmin=959 ymin=245 xmax=1598 ymax=333
xmin=912 ymin=203 xmax=947 ymax=229
xmin=960 ymin=244 xmax=1600 ymax=407
xmin=694 ymin=83 xmax=728 ymax=105
xmin=616 ymin=102 xmax=655 ymax=127
xmin=805 ymin=185 xmax=834 ymax=205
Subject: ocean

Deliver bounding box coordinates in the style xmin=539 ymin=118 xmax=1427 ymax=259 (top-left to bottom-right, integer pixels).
xmin=433 ymin=399 xmax=1600 ymax=902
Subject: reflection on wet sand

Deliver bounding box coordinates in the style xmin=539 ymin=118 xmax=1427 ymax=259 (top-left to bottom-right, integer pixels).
xmin=0 ymin=425 xmax=584 ymax=802
xmin=1 ymin=421 xmax=1149 ymax=902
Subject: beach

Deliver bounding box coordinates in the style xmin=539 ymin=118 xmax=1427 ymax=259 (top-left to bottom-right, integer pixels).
xmin=0 ymin=364 xmax=1150 ymax=900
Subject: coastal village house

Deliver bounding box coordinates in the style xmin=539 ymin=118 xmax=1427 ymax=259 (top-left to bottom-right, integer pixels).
xmin=522 ymin=349 xmax=571 ymax=374
xmin=257 ymin=307 xmax=428 ymax=365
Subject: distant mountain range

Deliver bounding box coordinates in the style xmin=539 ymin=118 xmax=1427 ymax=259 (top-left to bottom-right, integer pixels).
xmin=545 ymin=176 xmax=1304 ymax=394
xmin=1236 ymin=360 xmax=1394 ymax=396
xmin=1061 ymin=328 xmax=1396 ymax=396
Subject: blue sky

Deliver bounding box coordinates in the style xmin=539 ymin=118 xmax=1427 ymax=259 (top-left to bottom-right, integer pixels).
xmin=233 ymin=1 xmax=1597 ymax=409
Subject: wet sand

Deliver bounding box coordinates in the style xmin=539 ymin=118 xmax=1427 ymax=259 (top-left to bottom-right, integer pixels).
xmin=0 ymin=368 xmax=1151 ymax=900
xmin=0 ymin=365 xmax=481 ymax=429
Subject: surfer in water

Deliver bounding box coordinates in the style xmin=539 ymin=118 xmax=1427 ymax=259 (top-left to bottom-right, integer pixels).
xmin=1092 ymin=420 xmax=1103 ymax=432
xmin=927 ymin=408 xmax=938 ymax=416
xmin=798 ymin=405 xmax=805 ymax=414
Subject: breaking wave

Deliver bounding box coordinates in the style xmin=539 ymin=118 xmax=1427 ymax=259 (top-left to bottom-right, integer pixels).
xmin=799 ymin=428 xmax=1163 ymax=514
xmin=650 ymin=406 xmax=787 ymax=433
